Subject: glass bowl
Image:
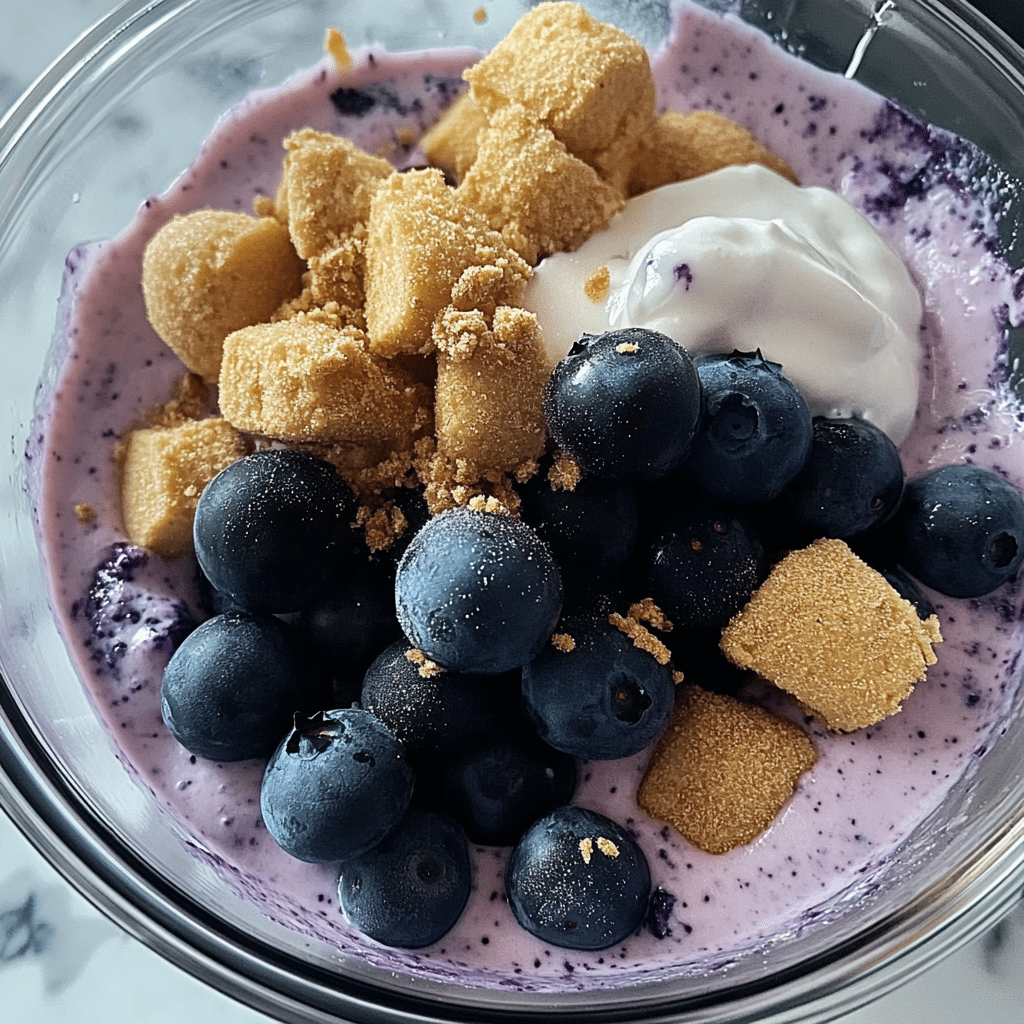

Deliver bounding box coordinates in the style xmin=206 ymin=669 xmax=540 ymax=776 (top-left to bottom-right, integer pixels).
xmin=3 ymin=1 xmax=1024 ymax=1021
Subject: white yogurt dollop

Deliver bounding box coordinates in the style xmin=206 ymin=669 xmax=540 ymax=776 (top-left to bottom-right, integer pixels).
xmin=523 ymin=165 xmax=923 ymax=444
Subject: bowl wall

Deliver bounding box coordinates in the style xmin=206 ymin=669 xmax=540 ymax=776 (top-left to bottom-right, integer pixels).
xmin=3 ymin=2 xmax=1024 ymax=1022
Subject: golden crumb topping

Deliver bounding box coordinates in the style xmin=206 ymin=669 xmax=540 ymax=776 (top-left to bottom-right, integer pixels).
xmin=405 ymin=647 xmax=446 ymax=678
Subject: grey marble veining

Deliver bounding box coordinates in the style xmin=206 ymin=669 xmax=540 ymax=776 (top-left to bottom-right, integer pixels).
xmin=2 ymin=2 xmax=1024 ymax=1022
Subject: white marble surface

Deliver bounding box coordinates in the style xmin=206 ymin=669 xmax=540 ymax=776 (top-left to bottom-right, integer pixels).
xmin=3 ymin=2 xmax=1024 ymax=1022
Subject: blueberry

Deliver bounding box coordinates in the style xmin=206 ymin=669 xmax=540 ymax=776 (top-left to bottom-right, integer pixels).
xmin=683 ymin=350 xmax=812 ymax=504
xmin=506 ymin=805 xmax=651 ymax=951
xmin=360 ymin=640 xmax=514 ymax=764
xmin=517 ymin=458 xmax=638 ymax=604
xmin=890 ymin=463 xmax=1024 ymax=597
xmin=338 ymin=808 xmax=471 ymax=948
xmin=435 ymin=721 xmax=578 ymax=846
xmin=260 ymin=708 xmax=414 ymax=863
xmin=880 ymin=566 xmax=936 ymax=620
xmin=666 ymin=625 xmax=752 ymax=696
xmin=543 ymin=328 xmax=701 ymax=482
xmin=194 ymin=449 xmax=358 ymax=614
xmin=770 ymin=417 xmax=904 ymax=542
xmin=194 ymin=560 xmax=245 ymax=617
xmin=395 ymin=508 xmax=563 ymax=674
xmin=299 ymin=559 xmax=403 ymax=691
xmin=522 ymin=616 xmax=674 ymax=759
xmin=647 ymin=505 xmax=768 ymax=628
xmin=161 ymin=611 xmax=304 ymax=762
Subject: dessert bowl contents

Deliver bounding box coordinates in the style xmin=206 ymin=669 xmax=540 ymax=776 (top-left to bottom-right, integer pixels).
xmin=31 ymin=0 xmax=1024 ymax=997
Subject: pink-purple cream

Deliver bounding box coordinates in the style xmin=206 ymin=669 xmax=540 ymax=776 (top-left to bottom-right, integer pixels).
xmin=29 ymin=1 xmax=1024 ymax=992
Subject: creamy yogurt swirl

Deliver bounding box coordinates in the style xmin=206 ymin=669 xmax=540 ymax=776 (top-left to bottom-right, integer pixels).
xmin=523 ymin=165 xmax=923 ymax=444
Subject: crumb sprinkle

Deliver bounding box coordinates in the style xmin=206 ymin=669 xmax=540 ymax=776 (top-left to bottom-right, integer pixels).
xmin=552 ymin=632 xmax=576 ymax=652
xmin=584 ymin=264 xmax=610 ymax=302
xmin=324 ymin=27 xmax=353 ymax=71
xmin=548 ymin=450 xmax=582 ymax=491
xmin=405 ymin=648 xmax=446 ymax=678
xmin=74 ymin=502 xmax=96 ymax=524
xmin=609 ymin=611 xmax=672 ymax=665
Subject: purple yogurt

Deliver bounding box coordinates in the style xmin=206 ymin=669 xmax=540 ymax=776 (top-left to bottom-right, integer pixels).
xmin=32 ymin=0 xmax=1024 ymax=993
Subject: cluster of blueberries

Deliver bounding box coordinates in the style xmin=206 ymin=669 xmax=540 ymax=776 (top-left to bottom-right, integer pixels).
xmin=159 ymin=328 xmax=1024 ymax=953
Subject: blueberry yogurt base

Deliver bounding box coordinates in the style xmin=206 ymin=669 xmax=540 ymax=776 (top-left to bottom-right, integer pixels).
xmin=32 ymin=0 xmax=1024 ymax=993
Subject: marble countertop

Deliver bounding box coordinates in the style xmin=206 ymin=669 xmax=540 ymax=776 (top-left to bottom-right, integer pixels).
xmin=3 ymin=1 xmax=1024 ymax=1022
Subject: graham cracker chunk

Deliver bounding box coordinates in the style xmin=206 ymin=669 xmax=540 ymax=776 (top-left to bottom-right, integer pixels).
xmin=219 ymin=316 xmax=430 ymax=456
xmin=276 ymin=129 xmax=392 ymax=259
xmin=627 ymin=110 xmax=798 ymax=197
xmin=638 ymin=686 xmax=816 ymax=855
xmin=463 ymin=2 xmax=656 ymax=190
xmin=141 ymin=210 xmax=304 ymax=383
xmin=420 ymin=91 xmax=489 ymax=184
xmin=720 ymin=539 xmax=943 ymax=732
xmin=120 ymin=418 xmax=251 ymax=558
xmin=456 ymin=104 xmax=625 ymax=265
xmin=432 ymin=305 xmax=547 ymax=472
xmin=363 ymin=169 xmax=531 ymax=357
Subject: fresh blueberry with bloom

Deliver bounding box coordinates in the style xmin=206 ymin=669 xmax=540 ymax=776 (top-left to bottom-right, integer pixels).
xmin=506 ymin=805 xmax=651 ymax=951
xmin=683 ymin=350 xmax=812 ymax=504
xmin=299 ymin=558 xmax=403 ymax=697
xmin=434 ymin=720 xmax=578 ymax=846
xmin=360 ymin=640 xmax=516 ymax=764
xmin=517 ymin=457 xmax=639 ymax=604
xmin=646 ymin=504 xmax=768 ymax=628
xmin=543 ymin=328 xmax=702 ymax=482
xmin=522 ymin=615 xmax=674 ymax=760
xmin=194 ymin=448 xmax=357 ymax=614
xmin=260 ymin=708 xmax=414 ymax=863
xmin=338 ymin=807 xmax=472 ymax=949
xmin=161 ymin=611 xmax=304 ymax=762
xmin=771 ymin=416 xmax=904 ymax=542
xmin=395 ymin=507 xmax=563 ymax=674
xmin=891 ymin=463 xmax=1024 ymax=597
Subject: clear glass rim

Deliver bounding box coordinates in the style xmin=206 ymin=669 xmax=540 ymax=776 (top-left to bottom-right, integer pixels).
xmin=3 ymin=1 xmax=1024 ymax=1022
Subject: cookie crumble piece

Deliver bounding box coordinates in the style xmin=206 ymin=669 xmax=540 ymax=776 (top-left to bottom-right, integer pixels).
xmin=628 ymin=598 xmax=674 ymax=633
xmin=463 ymin=1 xmax=657 ymax=191
xmin=584 ymin=265 xmax=610 ymax=302
xmin=364 ymin=168 xmax=531 ymax=356
xmin=609 ymin=611 xmax=672 ymax=666
xmin=719 ymin=539 xmax=943 ymax=732
xmin=548 ymin=450 xmax=582 ymax=491
xmin=638 ymin=686 xmax=817 ymax=854
xmin=405 ymin=648 xmax=446 ymax=678
xmin=141 ymin=210 xmax=304 ymax=383
xmin=627 ymin=110 xmax=798 ymax=197
xmin=551 ymin=632 xmax=576 ymax=652
xmin=324 ymin=27 xmax=353 ymax=71
xmin=456 ymin=103 xmax=625 ymax=265
xmin=119 ymin=417 xmax=252 ymax=558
